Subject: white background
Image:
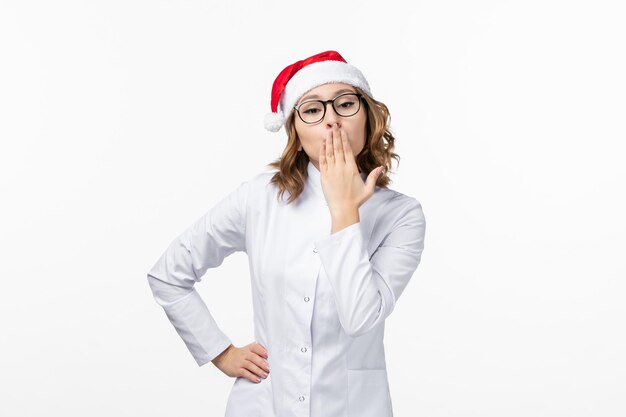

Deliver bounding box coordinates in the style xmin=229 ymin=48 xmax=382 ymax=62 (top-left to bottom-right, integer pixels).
xmin=1 ymin=1 xmax=624 ymax=416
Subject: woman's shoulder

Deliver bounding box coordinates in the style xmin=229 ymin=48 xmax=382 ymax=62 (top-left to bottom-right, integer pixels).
xmin=374 ymin=186 xmax=425 ymax=226
xmin=232 ymin=169 xmax=275 ymax=189
xmin=376 ymin=186 xmax=423 ymax=210
xmin=232 ymin=169 xmax=278 ymax=201
xmin=247 ymin=170 xmax=278 ymax=191
xmin=242 ymin=169 xmax=275 ymax=184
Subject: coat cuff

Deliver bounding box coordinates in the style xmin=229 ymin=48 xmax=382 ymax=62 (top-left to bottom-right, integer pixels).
xmin=314 ymin=221 xmax=363 ymax=248
xmin=159 ymin=288 xmax=233 ymax=367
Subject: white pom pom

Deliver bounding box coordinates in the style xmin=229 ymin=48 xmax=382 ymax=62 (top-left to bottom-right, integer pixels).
xmin=264 ymin=112 xmax=284 ymax=132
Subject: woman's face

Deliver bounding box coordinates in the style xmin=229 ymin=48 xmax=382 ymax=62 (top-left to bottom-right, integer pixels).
xmin=294 ymin=83 xmax=367 ymax=170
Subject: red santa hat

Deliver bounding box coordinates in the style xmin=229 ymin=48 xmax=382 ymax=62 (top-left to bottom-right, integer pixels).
xmin=264 ymin=50 xmax=373 ymax=132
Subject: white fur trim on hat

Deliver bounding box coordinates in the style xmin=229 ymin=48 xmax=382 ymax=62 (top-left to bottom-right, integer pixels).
xmin=279 ymin=60 xmax=372 ymax=122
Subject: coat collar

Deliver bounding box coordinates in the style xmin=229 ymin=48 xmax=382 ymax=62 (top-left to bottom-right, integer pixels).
xmin=306 ymin=160 xmax=368 ymax=200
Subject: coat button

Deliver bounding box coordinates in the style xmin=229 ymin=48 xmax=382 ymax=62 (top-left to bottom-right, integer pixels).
xmin=299 ymin=395 xmax=305 ymax=401
xmin=301 ymin=347 xmax=307 ymax=353
xmin=304 ymin=296 xmax=310 ymax=302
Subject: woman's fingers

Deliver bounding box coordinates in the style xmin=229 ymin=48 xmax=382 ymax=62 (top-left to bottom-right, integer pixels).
xmin=340 ymin=129 xmax=357 ymax=170
xmin=247 ymin=351 xmax=270 ymax=373
xmin=212 ymin=342 xmax=270 ymax=384
xmin=243 ymin=356 xmax=267 ymax=379
xmin=251 ymin=342 xmax=268 ymax=359
xmin=325 ymin=130 xmax=335 ymax=164
xmin=319 ymin=136 xmax=327 ymax=171
xmin=323 ymin=125 xmax=349 ymax=169
xmin=247 ymin=343 xmax=269 ymax=371
xmin=241 ymin=342 xmax=269 ymax=383
xmin=240 ymin=367 xmax=264 ymax=383
xmin=332 ymin=125 xmax=344 ymax=163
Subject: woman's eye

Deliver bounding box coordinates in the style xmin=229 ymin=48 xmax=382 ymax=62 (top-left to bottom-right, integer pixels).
xmin=304 ymin=108 xmax=320 ymax=114
xmin=340 ymin=102 xmax=354 ymax=108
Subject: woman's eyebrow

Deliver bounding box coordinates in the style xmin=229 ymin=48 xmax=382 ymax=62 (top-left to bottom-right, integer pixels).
xmin=300 ymin=88 xmax=355 ymax=102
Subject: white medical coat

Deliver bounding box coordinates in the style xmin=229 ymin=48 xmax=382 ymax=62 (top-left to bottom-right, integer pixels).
xmin=147 ymin=161 xmax=426 ymax=417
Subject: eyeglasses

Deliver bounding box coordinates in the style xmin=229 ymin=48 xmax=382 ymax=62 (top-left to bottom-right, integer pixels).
xmin=293 ymin=93 xmax=364 ymax=124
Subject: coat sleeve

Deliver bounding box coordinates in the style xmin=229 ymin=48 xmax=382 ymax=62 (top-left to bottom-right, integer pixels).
xmin=146 ymin=180 xmax=250 ymax=366
xmin=313 ymin=197 xmax=426 ymax=338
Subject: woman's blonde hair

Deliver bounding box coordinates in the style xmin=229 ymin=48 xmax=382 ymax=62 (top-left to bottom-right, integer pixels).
xmin=266 ymin=86 xmax=400 ymax=204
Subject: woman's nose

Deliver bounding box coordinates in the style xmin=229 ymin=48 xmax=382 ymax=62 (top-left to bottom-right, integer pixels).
xmin=323 ymin=103 xmax=341 ymax=128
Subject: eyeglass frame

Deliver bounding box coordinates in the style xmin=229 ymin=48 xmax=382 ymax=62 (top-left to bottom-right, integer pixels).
xmin=293 ymin=92 xmax=364 ymax=125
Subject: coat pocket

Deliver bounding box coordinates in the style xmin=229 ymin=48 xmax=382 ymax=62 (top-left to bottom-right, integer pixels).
xmin=347 ymin=368 xmax=393 ymax=417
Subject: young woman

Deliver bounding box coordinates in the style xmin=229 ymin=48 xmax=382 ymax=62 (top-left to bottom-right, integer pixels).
xmin=147 ymin=50 xmax=427 ymax=417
